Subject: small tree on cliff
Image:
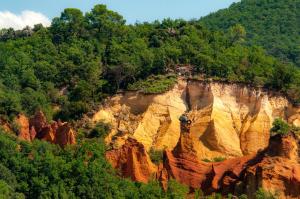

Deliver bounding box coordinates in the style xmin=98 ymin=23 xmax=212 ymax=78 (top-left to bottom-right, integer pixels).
xmin=271 ymin=118 xmax=290 ymax=136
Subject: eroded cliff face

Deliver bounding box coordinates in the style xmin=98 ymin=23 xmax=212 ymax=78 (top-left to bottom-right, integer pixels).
xmin=13 ymin=111 xmax=76 ymax=147
xmin=105 ymin=123 xmax=300 ymax=198
xmin=96 ymin=80 xmax=300 ymax=198
xmin=106 ymin=138 xmax=157 ymax=183
xmin=93 ymin=80 xmax=187 ymax=151
xmin=94 ymin=80 xmax=300 ymax=160
xmin=237 ymin=133 xmax=300 ymax=199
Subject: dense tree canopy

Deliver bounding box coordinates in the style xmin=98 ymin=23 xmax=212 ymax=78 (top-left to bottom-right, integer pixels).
xmin=201 ymin=0 xmax=300 ymax=67
xmin=0 ymin=3 xmax=298 ymax=198
xmin=0 ymin=128 xmax=194 ymax=199
xmin=0 ymin=4 xmax=299 ymax=122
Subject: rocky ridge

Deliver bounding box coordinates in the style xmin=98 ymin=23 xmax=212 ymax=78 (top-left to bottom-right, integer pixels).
xmin=97 ymin=80 xmax=300 ymax=198
xmin=94 ymin=80 xmax=300 ymax=159
xmin=106 ymin=121 xmax=300 ymax=198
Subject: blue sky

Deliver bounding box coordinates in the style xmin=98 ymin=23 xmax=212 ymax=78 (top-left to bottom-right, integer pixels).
xmin=0 ymin=0 xmax=239 ymax=29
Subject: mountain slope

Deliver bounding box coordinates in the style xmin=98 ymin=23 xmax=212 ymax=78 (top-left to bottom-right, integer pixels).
xmin=201 ymin=0 xmax=300 ymax=67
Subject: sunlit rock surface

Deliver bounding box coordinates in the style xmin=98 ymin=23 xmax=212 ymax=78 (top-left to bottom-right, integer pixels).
xmin=95 ymin=80 xmax=299 ymax=159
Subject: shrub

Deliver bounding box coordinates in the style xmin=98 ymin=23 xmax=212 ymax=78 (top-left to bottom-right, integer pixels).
xmin=292 ymin=126 xmax=300 ymax=135
xmin=127 ymin=75 xmax=177 ymax=94
xmin=255 ymin=188 xmax=278 ymax=199
xmin=239 ymin=194 xmax=248 ymax=199
xmin=149 ymin=148 xmax=164 ymax=165
xmin=11 ymin=121 xmax=21 ymax=135
xmin=55 ymin=101 xmax=90 ymax=121
xmin=0 ymin=180 xmax=25 ymax=199
xmin=202 ymin=157 xmax=226 ymax=162
xmin=271 ymin=118 xmax=290 ymax=135
xmin=194 ymin=188 xmax=204 ymax=199
xmin=88 ymin=122 xmax=111 ymax=139
xmin=213 ymin=157 xmax=226 ymax=162
xmin=166 ymin=179 xmax=189 ymax=199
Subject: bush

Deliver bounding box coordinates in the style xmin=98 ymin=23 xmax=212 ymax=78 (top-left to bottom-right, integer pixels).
xmin=213 ymin=157 xmax=226 ymax=162
xmin=0 ymin=180 xmax=25 ymax=199
xmin=0 ymin=130 xmax=171 ymax=199
xmin=127 ymin=75 xmax=177 ymax=94
xmin=55 ymin=101 xmax=90 ymax=121
xmin=239 ymin=194 xmax=248 ymax=199
xmin=292 ymin=126 xmax=300 ymax=135
xmin=149 ymin=148 xmax=164 ymax=165
xmin=202 ymin=157 xmax=226 ymax=162
xmin=271 ymin=118 xmax=290 ymax=135
xmin=255 ymin=188 xmax=278 ymax=199
xmin=194 ymin=188 xmax=204 ymax=199
xmin=166 ymin=179 xmax=189 ymax=199
xmin=88 ymin=122 xmax=111 ymax=139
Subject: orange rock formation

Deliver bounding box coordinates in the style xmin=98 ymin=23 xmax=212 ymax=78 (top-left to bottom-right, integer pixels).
xmin=106 ymin=98 xmax=300 ymax=198
xmin=14 ymin=111 xmax=76 ymax=147
xmin=106 ymin=137 xmax=157 ymax=183
xmin=106 ymin=127 xmax=300 ymax=198
xmin=15 ymin=114 xmax=31 ymax=141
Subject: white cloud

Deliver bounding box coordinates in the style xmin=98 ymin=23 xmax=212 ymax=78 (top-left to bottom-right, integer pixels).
xmin=0 ymin=10 xmax=51 ymax=30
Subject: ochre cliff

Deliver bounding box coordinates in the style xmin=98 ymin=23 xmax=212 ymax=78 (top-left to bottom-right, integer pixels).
xmin=13 ymin=111 xmax=76 ymax=147
xmin=94 ymin=80 xmax=300 ymax=160
xmin=106 ymin=124 xmax=300 ymax=198
xmin=237 ymin=133 xmax=300 ymax=199
xmin=106 ymin=137 xmax=157 ymax=183
xmin=101 ymin=80 xmax=300 ymax=198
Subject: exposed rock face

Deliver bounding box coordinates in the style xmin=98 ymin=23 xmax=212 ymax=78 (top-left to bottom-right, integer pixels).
xmin=15 ymin=114 xmax=31 ymax=141
xmin=96 ymin=80 xmax=300 ymax=160
xmin=94 ymin=80 xmax=187 ymax=151
xmin=158 ymin=124 xmax=255 ymax=194
xmin=30 ymin=110 xmax=47 ymax=135
xmin=106 ymin=138 xmax=157 ymax=183
xmin=237 ymin=133 xmax=300 ymax=199
xmin=55 ymin=123 xmax=76 ymax=147
xmin=106 ymin=127 xmax=300 ymax=198
xmin=13 ymin=111 xmax=76 ymax=147
xmin=102 ymin=80 xmax=300 ymax=198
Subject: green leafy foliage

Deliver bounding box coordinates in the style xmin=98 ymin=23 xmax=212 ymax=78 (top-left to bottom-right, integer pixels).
xmin=0 ymin=3 xmax=299 ymax=122
xmin=149 ymin=148 xmax=164 ymax=165
xmin=201 ymin=0 xmax=300 ymax=68
xmin=271 ymin=118 xmax=290 ymax=135
xmin=0 ymin=180 xmax=25 ymax=199
xmin=88 ymin=122 xmax=111 ymax=139
xmin=128 ymin=75 xmax=177 ymax=94
xmin=0 ymin=129 xmax=171 ymax=199
xmin=202 ymin=157 xmax=226 ymax=162
xmin=166 ymin=179 xmax=189 ymax=199
xmin=255 ymin=188 xmax=278 ymax=199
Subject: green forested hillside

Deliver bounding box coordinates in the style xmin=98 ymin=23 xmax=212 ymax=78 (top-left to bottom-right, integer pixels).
xmin=0 ymin=3 xmax=299 ymax=198
xmin=0 ymin=128 xmax=192 ymax=199
xmin=201 ymin=0 xmax=300 ymax=67
xmin=0 ymin=4 xmax=299 ymax=123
